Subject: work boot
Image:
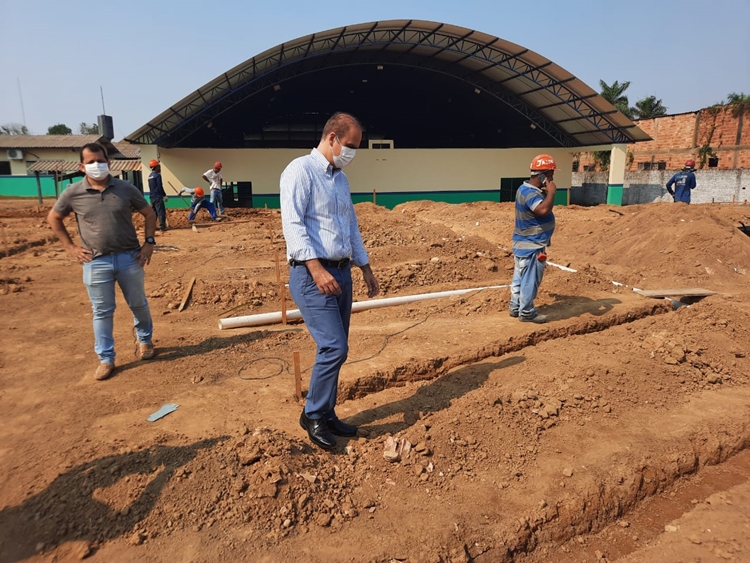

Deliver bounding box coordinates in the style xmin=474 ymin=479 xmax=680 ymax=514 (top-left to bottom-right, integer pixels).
xmin=95 ymin=362 xmax=115 ymax=381
xmin=520 ymin=314 xmax=548 ymax=324
xmin=139 ymin=343 xmax=155 ymax=360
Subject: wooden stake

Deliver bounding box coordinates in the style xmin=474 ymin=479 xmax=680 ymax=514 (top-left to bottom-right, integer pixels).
xmin=274 ymin=248 xmax=281 ymax=283
xmin=373 ymin=189 xmax=377 ymax=205
xmin=293 ymin=351 xmax=302 ymax=401
xmin=1 ymin=224 xmax=8 ymax=258
xmin=281 ymin=283 xmax=287 ymax=325
xmin=178 ymin=276 xmax=197 ymax=312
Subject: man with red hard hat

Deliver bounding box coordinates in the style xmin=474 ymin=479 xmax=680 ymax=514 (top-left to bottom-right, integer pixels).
xmin=509 ymin=154 xmax=558 ymax=324
xmin=147 ymin=159 xmax=168 ymax=231
xmin=202 ymin=161 xmax=225 ymax=215
xmin=179 ymin=186 xmax=220 ymax=221
xmin=666 ymin=159 xmax=697 ymax=203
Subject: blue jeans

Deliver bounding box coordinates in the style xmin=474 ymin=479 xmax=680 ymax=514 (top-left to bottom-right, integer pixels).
xmin=82 ymin=250 xmax=153 ymax=363
xmin=509 ymin=249 xmax=547 ymax=319
xmin=289 ymin=263 xmax=352 ymax=420
xmin=210 ymin=189 xmax=224 ymax=214
xmin=188 ymin=200 xmax=217 ymax=221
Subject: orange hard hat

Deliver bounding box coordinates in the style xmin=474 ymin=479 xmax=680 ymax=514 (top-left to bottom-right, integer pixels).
xmin=148 ymin=159 xmax=159 ymax=168
xmin=195 ymin=187 xmax=205 ymax=197
xmin=530 ymin=154 xmax=558 ymax=172
xmin=214 ymin=161 xmax=222 ymax=169
xmin=685 ymin=159 xmax=696 ymax=168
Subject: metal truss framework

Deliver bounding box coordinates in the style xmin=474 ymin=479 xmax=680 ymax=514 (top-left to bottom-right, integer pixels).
xmin=127 ymin=21 xmax=643 ymax=147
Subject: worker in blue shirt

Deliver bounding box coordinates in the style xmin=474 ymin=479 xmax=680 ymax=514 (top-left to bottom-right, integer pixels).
xmin=179 ymin=187 xmax=220 ymax=221
xmin=666 ymin=159 xmax=697 ymax=203
xmin=147 ymin=159 xmax=168 ymax=231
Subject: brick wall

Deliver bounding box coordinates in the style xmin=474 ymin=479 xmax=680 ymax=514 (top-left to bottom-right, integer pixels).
xmin=576 ymin=106 xmax=749 ymax=171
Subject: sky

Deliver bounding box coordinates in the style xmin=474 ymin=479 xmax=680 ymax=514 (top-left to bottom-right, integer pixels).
xmin=1 ymin=0 xmax=748 ymax=141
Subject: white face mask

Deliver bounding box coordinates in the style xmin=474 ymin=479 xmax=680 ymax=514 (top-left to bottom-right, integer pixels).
xmin=84 ymin=162 xmax=110 ymax=180
xmin=332 ymin=137 xmax=356 ymax=169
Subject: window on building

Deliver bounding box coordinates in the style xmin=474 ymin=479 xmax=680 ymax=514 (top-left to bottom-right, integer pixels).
xmin=0 ymin=161 xmax=10 ymax=175
xmin=708 ymin=157 xmax=719 ymax=168
xmin=657 ymin=161 xmax=667 ymax=170
xmin=368 ymin=140 xmax=394 ymax=149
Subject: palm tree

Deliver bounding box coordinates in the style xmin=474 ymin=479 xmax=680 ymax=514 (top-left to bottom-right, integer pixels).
xmin=634 ymin=96 xmax=668 ymax=119
xmin=599 ymin=79 xmax=635 ymax=119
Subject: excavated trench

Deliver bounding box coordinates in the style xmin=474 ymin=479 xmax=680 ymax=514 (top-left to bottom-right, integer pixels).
xmin=339 ymin=299 xmax=672 ymax=401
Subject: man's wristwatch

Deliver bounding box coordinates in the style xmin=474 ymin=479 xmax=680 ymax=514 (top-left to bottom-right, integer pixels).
xmin=144 ymin=236 xmax=156 ymax=245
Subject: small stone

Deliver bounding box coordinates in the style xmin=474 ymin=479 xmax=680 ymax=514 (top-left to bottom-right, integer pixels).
xmin=414 ymin=465 xmax=425 ymax=476
xmin=618 ymin=520 xmax=630 ymax=528
xmin=563 ymin=467 xmax=574 ymax=478
xmin=129 ymin=531 xmax=145 ymax=545
xmin=74 ymin=541 xmax=92 ymax=560
xmin=664 ymin=524 xmax=678 ymax=533
xmin=689 ymin=535 xmax=701 ymax=545
xmin=316 ymin=513 xmax=333 ymax=527
xmin=283 ymin=518 xmax=292 ymax=528
xmin=595 ymin=550 xmax=604 ymax=559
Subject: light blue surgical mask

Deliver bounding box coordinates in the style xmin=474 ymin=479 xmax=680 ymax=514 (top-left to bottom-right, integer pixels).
xmin=333 ymin=136 xmax=356 ymax=169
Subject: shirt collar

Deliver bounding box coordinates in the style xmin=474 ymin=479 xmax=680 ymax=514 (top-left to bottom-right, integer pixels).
xmin=83 ymin=176 xmax=114 ymax=191
xmin=311 ymin=148 xmax=336 ymax=175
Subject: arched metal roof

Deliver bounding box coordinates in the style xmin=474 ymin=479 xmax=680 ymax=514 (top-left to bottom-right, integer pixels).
xmin=126 ymin=20 xmax=650 ymax=148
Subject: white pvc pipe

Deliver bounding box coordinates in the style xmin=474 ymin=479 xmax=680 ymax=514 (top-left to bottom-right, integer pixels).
xmin=218 ymin=284 xmax=509 ymax=330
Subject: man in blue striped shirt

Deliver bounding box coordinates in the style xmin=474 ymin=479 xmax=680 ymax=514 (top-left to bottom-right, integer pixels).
xmin=280 ymin=112 xmax=380 ymax=450
xmin=510 ymin=154 xmax=558 ymax=324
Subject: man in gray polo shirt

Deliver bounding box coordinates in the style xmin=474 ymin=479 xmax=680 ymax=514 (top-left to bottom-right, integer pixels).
xmin=47 ymin=143 xmax=158 ymax=381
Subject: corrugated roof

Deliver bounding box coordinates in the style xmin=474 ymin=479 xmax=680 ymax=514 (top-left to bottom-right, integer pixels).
xmin=0 ymin=135 xmax=103 ymax=149
xmin=127 ymin=19 xmax=650 ymax=147
xmin=26 ymin=160 xmax=144 ymax=172
xmin=113 ymin=141 xmax=140 ymax=158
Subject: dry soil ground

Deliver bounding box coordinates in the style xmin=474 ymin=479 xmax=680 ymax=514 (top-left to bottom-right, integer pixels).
xmin=1 ymin=198 xmax=750 ymax=563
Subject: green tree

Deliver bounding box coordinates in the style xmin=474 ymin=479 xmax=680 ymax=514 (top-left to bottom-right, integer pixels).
xmin=634 ymin=95 xmax=668 ymax=119
xmin=47 ymin=123 xmax=73 ymax=135
xmin=0 ymin=123 xmax=29 ymax=135
xmin=599 ymin=79 xmax=635 ymax=119
xmin=726 ymin=92 xmax=750 ymax=117
xmin=79 ymin=122 xmax=99 ymax=135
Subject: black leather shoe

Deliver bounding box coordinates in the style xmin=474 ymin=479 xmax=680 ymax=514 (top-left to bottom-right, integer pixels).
xmin=325 ymin=416 xmax=358 ymax=437
xmin=300 ymin=412 xmax=336 ymax=450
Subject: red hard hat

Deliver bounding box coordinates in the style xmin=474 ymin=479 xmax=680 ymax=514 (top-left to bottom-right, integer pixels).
xmin=195 ymin=187 xmax=205 ymax=197
xmin=214 ymin=161 xmax=222 ymax=169
xmin=685 ymin=159 xmax=696 ymax=168
xmin=530 ymin=154 xmax=558 ymax=172
xmin=148 ymin=159 xmax=159 ymax=168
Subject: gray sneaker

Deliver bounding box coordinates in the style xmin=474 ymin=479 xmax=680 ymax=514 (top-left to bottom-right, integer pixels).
xmin=520 ymin=314 xmax=548 ymax=324
xmin=509 ymin=310 xmax=519 ymax=318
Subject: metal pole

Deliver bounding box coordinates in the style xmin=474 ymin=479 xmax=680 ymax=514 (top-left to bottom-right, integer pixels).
xmin=35 ymin=171 xmax=43 ymax=206
xmin=54 ymin=171 xmax=59 ymax=198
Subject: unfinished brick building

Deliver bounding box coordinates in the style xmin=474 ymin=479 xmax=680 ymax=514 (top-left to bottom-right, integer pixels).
xmin=577 ymin=105 xmax=750 ymax=171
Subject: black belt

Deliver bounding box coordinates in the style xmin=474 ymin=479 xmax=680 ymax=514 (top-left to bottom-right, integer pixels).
xmin=289 ymin=258 xmax=350 ymax=269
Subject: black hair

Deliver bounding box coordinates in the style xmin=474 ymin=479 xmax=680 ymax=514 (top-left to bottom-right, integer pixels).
xmin=79 ymin=143 xmax=108 ymax=162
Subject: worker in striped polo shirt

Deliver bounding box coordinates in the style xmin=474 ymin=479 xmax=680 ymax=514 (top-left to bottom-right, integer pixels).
xmin=509 ymin=154 xmax=558 ymax=324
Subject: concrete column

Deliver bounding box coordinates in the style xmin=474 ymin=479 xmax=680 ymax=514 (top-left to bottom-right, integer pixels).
xmin=607 ymin=143 xmax=627 ymax=205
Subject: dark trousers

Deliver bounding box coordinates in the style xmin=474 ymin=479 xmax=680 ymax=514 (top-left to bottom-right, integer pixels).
xmin=151 ymin=197 xmax=167 ymax=230
xmin=289 ymin=263 xmax=352 ymax=420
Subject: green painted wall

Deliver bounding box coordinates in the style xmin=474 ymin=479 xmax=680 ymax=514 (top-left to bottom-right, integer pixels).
xmin=2 ymin=178 xmax=571 ymax=211
xmin=606 ymin=185 xmax=624 ymax=206
xmin=0 ymin=175 xmax=75 ymax=198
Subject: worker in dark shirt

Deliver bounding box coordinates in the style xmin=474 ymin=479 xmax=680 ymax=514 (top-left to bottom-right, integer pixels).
xmin=148 ymin=159 xmax=168 ymax=231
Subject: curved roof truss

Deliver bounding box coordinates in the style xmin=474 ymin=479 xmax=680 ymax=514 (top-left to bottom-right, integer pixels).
xmin=127 ymin=20 xmax=649 ymax=147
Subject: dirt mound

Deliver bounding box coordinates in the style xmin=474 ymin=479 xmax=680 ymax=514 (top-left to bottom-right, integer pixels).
xmin=560 ymin=203 xmax=750 ymax=290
